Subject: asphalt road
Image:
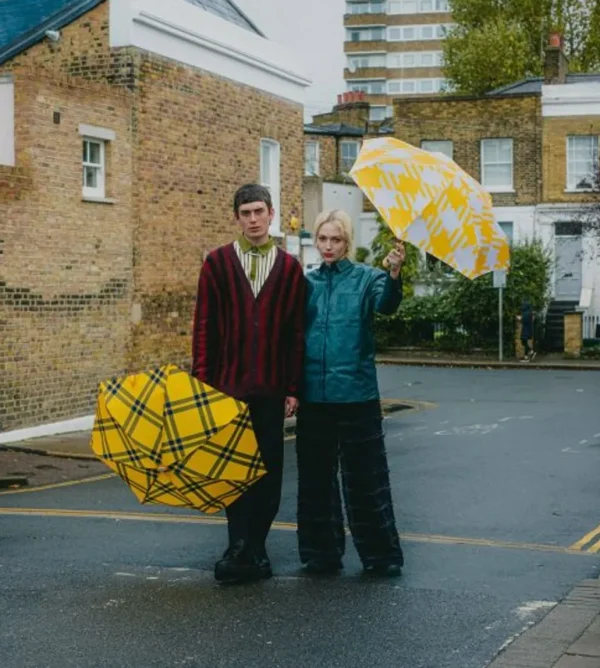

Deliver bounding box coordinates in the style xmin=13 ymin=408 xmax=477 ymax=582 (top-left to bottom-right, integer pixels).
xmin=1 ymin=366 xmax=599 ymax=668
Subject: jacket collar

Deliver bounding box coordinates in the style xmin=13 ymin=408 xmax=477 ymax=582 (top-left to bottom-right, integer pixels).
xmin=319 ymin=258 xmax=353 ymax=274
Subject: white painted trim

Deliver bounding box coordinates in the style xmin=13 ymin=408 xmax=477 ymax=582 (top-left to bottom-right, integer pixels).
xmin=542 ymin=82 xmax=600 ymax=117
xmin=79 ymin=124 xmax=116 ymax=141
xmin=110 ymin=0 xmax=310 ymax=103
xmin=0 ymin=78 xmax=15 ymax=166
xmin=0 ymin=416 xmax=94 ymax=444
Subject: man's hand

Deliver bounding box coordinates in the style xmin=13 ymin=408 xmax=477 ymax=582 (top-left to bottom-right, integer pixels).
xmin=285 ymin=396 xmax=299 ymax=418
xmin=382 ymin=241 xmax=405 ymax=279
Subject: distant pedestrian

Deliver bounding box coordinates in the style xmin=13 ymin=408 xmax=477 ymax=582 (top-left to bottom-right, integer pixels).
xmin=192 ymin=183 xmax=306 ymax=583
xmin=296 ymin=210 xmax=405 ymax=578
xmin=518 ymin=300 xmax=536 ymax=362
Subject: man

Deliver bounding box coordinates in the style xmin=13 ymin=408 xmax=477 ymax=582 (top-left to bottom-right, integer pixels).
xmin=192 ymin=184 xmax=305 ymax=583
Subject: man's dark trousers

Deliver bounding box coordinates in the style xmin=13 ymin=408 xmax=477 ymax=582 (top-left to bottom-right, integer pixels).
xmin=225 ymin=397 xmax=285 ymax=550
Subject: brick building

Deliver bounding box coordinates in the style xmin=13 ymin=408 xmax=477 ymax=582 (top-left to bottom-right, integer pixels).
xmin=363 ymin=36 xmax=600 ymax=347
xmin=0 ymin=0 xmax=310 ymax=436
xmin=344 ymin=0 xmax=453 ymax=121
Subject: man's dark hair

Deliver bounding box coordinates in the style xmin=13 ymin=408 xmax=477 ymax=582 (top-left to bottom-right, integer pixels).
xmin=233 ymin=184 xmax=273 ymax=215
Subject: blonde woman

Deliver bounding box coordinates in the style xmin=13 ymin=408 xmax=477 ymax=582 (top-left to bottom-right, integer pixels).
xmin=296 ymin=210 xmax=405 ymax=577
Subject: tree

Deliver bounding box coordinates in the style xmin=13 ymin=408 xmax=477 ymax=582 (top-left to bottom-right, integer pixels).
xmin=444 ymin=0 xmax=600 ymax=95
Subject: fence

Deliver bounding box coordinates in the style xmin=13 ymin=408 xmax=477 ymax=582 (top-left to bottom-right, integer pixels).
xmin=584 ymin=314 xmax=600 ymax=341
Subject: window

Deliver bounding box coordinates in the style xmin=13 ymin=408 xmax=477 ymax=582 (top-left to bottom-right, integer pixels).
xmin=350 ymin=30 xmax=361 ymax=42
xmin=260 ymin=139 xmax=281 ymax=234
xmin=348 ymin=79 xmax=386 ymax=94
xmin=567 ymin=136 xmax=599 ymax=191
xmin=419 ymin=79 xmax=434 ymax=93
xmin=82 ymin=139 xmax=105 ymax=198
xmin=498 ymin=222 xmax=514 ymax=244
xmin=341 ymin=141 xmax=360 ymax=173
xmin=79 ymin=124 xmax=115 ymax=200
xmin=388 ymin=24 xmax=454 ymax=41
xmin=0 ymin=76 xmax=15 ymax=166
xmin=346 ymin=1 xmax=384 ymax=13
xmin=305 ymin=141 xmax=319 ymax=176
xmin=389 ymin=0 xmax=448 ymax=11
xmin=421 ymin=140 xmax=453 ymax=159
xmin=388 ymin=51 xmax=444 ymax=68
xmin=370 ymin=106 xmax=386 ymax=121
xmin=348 ymin=54 xmax=386 ymax=70
xmin=481 ymin=138 xmax=514 ymax=191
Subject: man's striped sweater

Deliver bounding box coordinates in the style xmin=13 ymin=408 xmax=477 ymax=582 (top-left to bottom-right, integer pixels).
xmin=192 ymin=243 xmax=306 ymax=400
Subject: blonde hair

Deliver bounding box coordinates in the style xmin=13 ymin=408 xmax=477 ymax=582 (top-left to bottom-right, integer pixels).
xmin=314 ymin=210 xmax=354 ymax=258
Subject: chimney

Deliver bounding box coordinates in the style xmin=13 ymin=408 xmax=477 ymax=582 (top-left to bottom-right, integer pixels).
xmin=544 ymin=32 xmax=568 ymax=85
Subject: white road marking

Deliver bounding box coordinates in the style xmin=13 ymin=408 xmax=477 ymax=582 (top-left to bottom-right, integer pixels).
xmin=114 ymin=572 xmax=136 ymax=577
xmin=514 ymin=601 xmax=556 ymax=620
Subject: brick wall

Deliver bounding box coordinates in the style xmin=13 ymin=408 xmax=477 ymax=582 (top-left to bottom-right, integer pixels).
xmin=0 ymin=69 xmax=133 ymax=431
xmin=394 ymin=93 xmax=543 ymax=206
xmin=543 ymin=117 xmax=600 ymax=203
xmin=130 ymin=52 xmax=304 ymax=371
xmin=0 ymin=1 xmax=304 ymax=431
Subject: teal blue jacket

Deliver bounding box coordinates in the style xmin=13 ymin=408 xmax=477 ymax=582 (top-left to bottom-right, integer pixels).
xmin=303 ymin=259 xmax=403 ymax=403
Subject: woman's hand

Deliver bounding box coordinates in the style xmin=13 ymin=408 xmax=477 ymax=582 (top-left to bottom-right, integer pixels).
xmin=382 ymin=242 xmax=405 ymax=279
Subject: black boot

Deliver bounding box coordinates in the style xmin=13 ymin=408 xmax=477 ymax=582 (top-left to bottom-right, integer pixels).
xmin=214 ymin=541 xmax=261 ymax=584
xmin=255 ymin=546 xmax=273 ymax=580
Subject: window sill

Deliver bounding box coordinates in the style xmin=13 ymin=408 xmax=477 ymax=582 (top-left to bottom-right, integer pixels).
xmin=82 ymin=196 xmax=117 ymax=205
xmin=484 ymin=188 xmax=516 ymax=194
xmin=564 ymin=188 xmax=598 ymax=194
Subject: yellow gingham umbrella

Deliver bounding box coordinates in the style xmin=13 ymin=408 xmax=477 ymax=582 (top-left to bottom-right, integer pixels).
xmin=350 ymin=137 xmax=510 ymax=279
xmin=90 ymin=365 xmax=266 ymax=514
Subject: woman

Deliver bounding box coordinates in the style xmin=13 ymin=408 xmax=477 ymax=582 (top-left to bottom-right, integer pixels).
xmin=518 ymin=300 xmax=536 ymax=362
xmin=296 ymin=210 xmax=405 ymax=577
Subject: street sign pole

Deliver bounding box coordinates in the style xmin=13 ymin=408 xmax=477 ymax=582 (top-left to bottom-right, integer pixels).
xmin=493 ymin=270 xmax=507 ymax=362
xmin=499 ymin=286 xmax=503 ymax=362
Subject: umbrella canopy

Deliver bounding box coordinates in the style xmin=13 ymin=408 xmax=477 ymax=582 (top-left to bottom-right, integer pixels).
xmin=350 ymin=137 xmax=510 ymax=279
xmin=90 ymin=365 xmax=266 ymax=513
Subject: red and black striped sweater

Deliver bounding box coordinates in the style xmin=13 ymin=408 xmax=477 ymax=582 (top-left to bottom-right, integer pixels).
xmin=192 ymin=243 xmax=306 ymax=400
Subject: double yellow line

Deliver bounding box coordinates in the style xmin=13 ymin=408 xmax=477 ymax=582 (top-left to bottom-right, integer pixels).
xmin=570 ymin=524 xmax=600 ymax=553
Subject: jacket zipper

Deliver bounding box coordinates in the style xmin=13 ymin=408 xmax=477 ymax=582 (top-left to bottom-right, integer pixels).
xmin=322 ymin=270 xmax=332 ymax=401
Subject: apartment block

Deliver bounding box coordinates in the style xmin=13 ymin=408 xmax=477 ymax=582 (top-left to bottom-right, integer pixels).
xmin=344 ymin=0 xmax=453 ymax=122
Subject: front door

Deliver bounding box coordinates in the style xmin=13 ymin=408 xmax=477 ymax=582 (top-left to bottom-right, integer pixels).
xmin=555 ymin=223 xmax=583 ymax=301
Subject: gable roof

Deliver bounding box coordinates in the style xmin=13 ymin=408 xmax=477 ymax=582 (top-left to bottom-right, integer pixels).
xmin=0 ymin=0 xmax=105 ymax=65
xmin=0 ymin=0 xmax=263 ymax=66
xmin=184 ymin=0 xmax=263 ymax=36
xmin=304 ymin=122 xmax=365 ymax=137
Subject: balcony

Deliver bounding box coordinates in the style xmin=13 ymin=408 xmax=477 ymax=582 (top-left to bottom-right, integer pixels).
xmin=344 ymin=13 xmax=388 ymax=27
xmin=344 ymin=67 xmax=388 ymax=80
xmin=345 ymin=40 xmax=388 ymax=53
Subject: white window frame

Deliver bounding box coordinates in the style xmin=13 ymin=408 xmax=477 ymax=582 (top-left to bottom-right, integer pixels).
xmin=389 ymin=0 xmax=449 ymax=12
xmin=0 ymin=76 xmax=15 ymax=167
xmin=369 ymin=106 xmax=387 ymax=122
xmin=388 ymin=51 xmax=444 ymax=69
xmin=260 ymin=138 xmax=281 ymax=235
xmin=79 ymin=124 xmax=115 ymax=200
xmin=481 ymin=138 xmax=514 ymax=192
xmin=305 ymin=141 xmax=320 ymax=176
xmin=566 ymin=135 xmax=599 ymax=191
xmin=340 ymin=140 xmax=360 ymax=174
xmin=388 ymin=23 xmax=453 ymax=41
xmin=421 ymin=140 xmax=453 ymax=159
xmin=82 ymin=138 xmax=106 ymax=199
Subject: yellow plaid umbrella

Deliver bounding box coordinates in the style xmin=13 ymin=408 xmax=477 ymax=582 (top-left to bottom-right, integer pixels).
xmin=350 ymin=137 xmax=510 ymax=279
xmin=90 ymin=365 xmax=266 ymax=514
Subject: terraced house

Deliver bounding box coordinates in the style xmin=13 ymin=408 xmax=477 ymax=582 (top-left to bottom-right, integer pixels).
xmin=0 ymin=0 xmax=310 ymax=436
xmin=383 ymin=36 xmax=600 ymax=350
xmin=344 ymin=0 xmax=453 ymax=122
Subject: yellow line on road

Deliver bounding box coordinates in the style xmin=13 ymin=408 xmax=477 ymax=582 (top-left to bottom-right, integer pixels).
xmin=0 ymin=507 xmax=594 ymax=557
xmin=569 ymin=524 xmax=600 ymax=552
xmin=0 ymin=473 xmax=115 ymax=496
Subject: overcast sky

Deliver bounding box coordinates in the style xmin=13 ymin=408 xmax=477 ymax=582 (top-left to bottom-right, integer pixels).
xmin=234 ymin=0 xmax=346 ymax=120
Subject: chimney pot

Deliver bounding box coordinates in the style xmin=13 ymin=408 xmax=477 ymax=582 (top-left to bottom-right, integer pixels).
xmin=337 ymin=94 xmax=342 ymax=104
xmin=548 ymin=32 xmax=562 ymax=48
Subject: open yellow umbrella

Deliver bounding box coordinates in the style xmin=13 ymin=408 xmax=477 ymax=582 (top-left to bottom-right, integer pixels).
xmin=90 ymin=365 xmax=266 ymax=513
xmin=350 ymin=137 xmax=510 ymax=279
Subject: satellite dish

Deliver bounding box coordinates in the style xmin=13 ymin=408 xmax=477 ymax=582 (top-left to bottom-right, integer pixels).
xmin=348 ymin=61 xmax=357 ymax=74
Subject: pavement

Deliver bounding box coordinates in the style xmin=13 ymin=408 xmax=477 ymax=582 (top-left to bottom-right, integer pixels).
xmin=1 ymin=364 xmax=600 ymax=667
xmin=377 ymin=350 xmax=600 ymax=371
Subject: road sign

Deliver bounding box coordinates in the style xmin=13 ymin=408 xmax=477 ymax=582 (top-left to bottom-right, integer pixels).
xmin=493 ymin=270 xmax=507 ymax=289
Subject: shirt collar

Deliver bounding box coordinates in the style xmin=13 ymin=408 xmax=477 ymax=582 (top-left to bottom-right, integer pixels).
xmin=237 ymin=235 xmax=274 ymax=256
